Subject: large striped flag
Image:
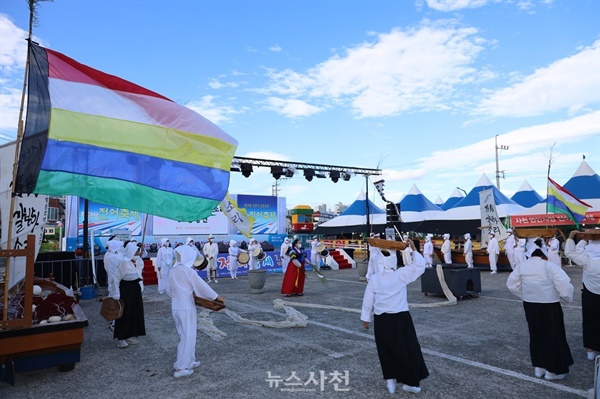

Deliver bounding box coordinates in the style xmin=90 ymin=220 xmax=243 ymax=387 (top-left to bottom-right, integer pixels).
xmin=15 ymin=43 xmax=238 ymax=222
xmin=547 ymin=177 xmax=591 ymax=227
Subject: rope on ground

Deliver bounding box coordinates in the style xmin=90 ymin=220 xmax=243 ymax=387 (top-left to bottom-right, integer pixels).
xmin=276 ymin=299 xmax=360 ymax=314
xmin=223 ymin=300 xmax=308 ymax=328
xmin=197 ymin=309 xmax=228 ymax=341
xmin=410 ymin=264 xmax=457 ymax=308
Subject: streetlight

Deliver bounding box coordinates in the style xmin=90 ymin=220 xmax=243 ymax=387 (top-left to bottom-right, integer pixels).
xmin=495 ymin=135 xmax=509 ymax=189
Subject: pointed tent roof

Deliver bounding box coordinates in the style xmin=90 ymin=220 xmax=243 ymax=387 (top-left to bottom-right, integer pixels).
xmin=443 ymin=173 xmax=525 ymax=219
xmin=511 ymin=179 xmax=543 ymax=208
xmin=339 ymin=191 xmax=384 ymax=216
xmin=434 ymin=196 xmax=444 ymax=206
xmin=440 ymin=188 xmax=465 ymax=210
xmin=563 ymin=160 xmax=600 ymax=211
xmin=398 ymin=184 xmax=443 ymax=222
xmin=313 ymin=192 xmax=386 ymax=234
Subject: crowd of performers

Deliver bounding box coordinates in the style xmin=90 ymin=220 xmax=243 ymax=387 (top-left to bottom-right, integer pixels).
xmin=101 ymin=229 xmax=599 ymax=393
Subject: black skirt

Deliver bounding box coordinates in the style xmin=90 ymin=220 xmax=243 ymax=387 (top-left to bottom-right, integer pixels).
xmin=373 ymin=311 xmax=429 ymax=387
xmin=114 ymin=279 xmax=146 ymax=340
xmin=523 ymin=301 xmax=573 ymax=374
xmin=582 ymin=284 xmax=600 ymax=352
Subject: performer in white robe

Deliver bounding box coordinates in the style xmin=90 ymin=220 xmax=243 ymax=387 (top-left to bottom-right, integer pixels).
xmin=111 ymin=242 xmax=146 ymax=348
xmin=203 ymin=235 xmax=219 ymax=283
xmin=423 ymin=234 xmax=433 ymax=268
xmin=401 ymin=235 xmax=413 ymax=266
xmin=504 ymin=229 xmax=517 ymax=270
xmin=310 ymin=236 xmax=321 ymax=270
xmin=361 ymin=242 xmax=429 ymax=394
xmin=104 ymin=239 xmax=124 ymax=331
xmin=463 ymin=233 xmax=474 ymax=268
xmin=185 ymin=237 xmax=201 ymax=258
xmin=487 ymin=232 xmax=499 ymax=274
xmin=564 ymin=230 xmax=600 ymax=360
xmin=248 ymin=238 xmax=261 ymax=271
xmin=441 ymin=234 xmax=452 ymax=264
xmin=514 ymin=238 xmax=527 ymax=267
xmin=547 ymin=236 xmax=561 ymax=267
xmin=104 ymin=239 xmax=124 ymax=298
xmin=157 ymin=238 xmax=175 ymax=294
xmin=366 ymin=246 xmax=384 ymax=282
xmin=228 ymin=240 xmax=247 ymax=279
xmin=167 ymin=244 xmax=221 ymax=378
xmin=280 ymin=237 xmax=291 ymax=273
xmin=507 ymin=248 xmax=574 ymax=380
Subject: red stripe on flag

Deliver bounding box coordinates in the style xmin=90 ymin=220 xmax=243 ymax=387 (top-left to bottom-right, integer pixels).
xmin=45 ymin=48 xmax=171 ymax=101
xmin=548 ymin=177 xmax=592 ymax=207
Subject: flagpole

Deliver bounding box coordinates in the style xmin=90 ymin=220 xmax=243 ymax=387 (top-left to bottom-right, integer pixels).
xmin=3 ymin=0 xmax=41 ymax=322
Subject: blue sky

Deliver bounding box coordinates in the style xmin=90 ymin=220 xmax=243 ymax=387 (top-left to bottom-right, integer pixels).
xmin=1 ymin=0 xmax=598 ymax=213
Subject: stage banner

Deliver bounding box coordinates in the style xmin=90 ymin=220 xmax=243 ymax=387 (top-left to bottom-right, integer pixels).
xmin=153 ymin=206 xmax=229 ymax=235
xmin=237 ymin=194 xmax=279 ymax=234
xmin=78 ymin=198 xmax=143 ymax=237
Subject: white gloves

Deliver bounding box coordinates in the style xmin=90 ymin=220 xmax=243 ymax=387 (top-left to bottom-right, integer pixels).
xmin=139 ymin=281 xmax=144 ymax=292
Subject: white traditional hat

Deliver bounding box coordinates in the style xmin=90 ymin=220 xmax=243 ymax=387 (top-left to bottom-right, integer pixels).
xmin=208 ymin=234 xmax=214 ymax=239
xmin=160 ymin=237 xmax=169 ymax=246
xmin=464 ymin=233 xmax=471 ymax=239
xmin=284 ymin=237 xmax=290 ymax=243
xmin=229 ymin=240 xmax=237 ymax=246
xmin=313 ymin=235 xmax=318 ymax=240
xmin=186 ymin=237 xmax=194 ymax=245
xmin=108 ymin=239 xmax=123 ymax=253
xmin=443 ymin=233 xmax=450 ymax=239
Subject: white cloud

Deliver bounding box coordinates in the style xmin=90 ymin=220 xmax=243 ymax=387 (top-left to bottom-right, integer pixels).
xmin=0 ymin=86 xmax=22 ymax=134
xmin=425 ymin=0 xmax=494 ymax=12
xmin=185 ymin=95 xmax=242 ymax=125
xmin=474 ymin=40 xmax=600 ymax=117
xmin=264 ymin=97 xmax=322 ymax=118
xmin=419 ymin=111 xmax=599 ymax=170
xmin=208 ymin=78 xmax=240 ymax=89
xmin=0 ymin=15 xmax=28 ymax=73
xmin=269 ymin=45 xmax=282 ymax=52
xmin=262 ymin=20 xmax=489 ymax=118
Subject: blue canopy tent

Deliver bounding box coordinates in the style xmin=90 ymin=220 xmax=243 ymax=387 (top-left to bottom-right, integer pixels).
xmin=563 ymin=160 xmax=600 ymax=211
xmin=511 ymin=179 xmax=544 ymax=208
xmin=313 ymin=192 xmax=386 ymax=235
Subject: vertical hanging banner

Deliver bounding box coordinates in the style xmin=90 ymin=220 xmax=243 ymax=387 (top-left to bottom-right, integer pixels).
xmin=1 ymin=142 xmax=49 ymax=289
xmin=479 ymin=188 xmax=507 ymax=247
xmin=220 ymin=192 xmax=255 ymax=238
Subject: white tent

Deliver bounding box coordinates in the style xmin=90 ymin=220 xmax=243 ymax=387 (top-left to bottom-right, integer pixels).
xmin=313 ymin=192 xmax=386 ymax=235
xmin=398 ymin=184 xmax=444 ymax=223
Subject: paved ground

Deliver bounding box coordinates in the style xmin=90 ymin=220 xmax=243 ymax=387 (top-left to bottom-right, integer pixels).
xmin=1 ymin=263 xmax=596 ymax=399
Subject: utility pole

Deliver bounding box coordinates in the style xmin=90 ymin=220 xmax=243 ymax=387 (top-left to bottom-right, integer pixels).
xmin=495 ymin=135 xmax=509 ymax=189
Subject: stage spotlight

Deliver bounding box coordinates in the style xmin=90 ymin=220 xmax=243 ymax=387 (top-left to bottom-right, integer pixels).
xmin=304 ymin=169 xmax=314 ymax=182
xmin=271 ymin=166 xmax=284 ymax=180
xmin=285 ymin=167 xmax=296 ymax=178
xmin=330 ymin=171 xmax=340 ymax=183
xmin=241 ymin=163 xmax=253 ymax=178
xmin=342 ymin=171 xmax=353 ymax=181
